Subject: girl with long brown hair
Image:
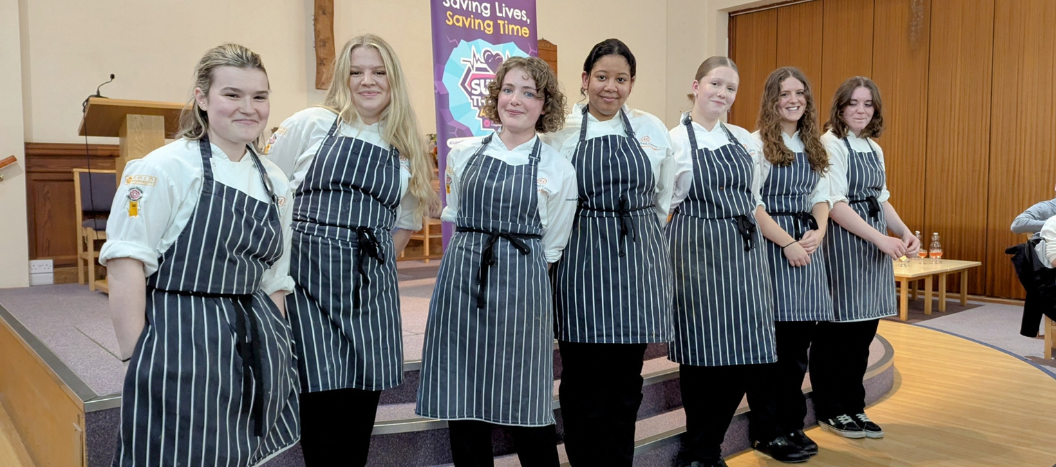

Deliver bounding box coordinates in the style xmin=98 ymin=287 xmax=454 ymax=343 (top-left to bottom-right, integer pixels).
xmin=748 ymin=66 xmax=834 ymax=461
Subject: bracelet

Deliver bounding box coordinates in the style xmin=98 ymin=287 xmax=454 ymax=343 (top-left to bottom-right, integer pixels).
xmin=782 ymin=241 xmax=797 ymax=249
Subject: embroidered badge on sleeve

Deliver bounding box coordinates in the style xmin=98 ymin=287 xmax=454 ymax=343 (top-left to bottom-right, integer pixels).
xmin=127 ymin=187 xmax=144 ymax=218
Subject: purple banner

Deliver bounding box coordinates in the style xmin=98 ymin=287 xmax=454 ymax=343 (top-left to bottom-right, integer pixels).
xmin=431 ymin=0 xmax=538 ymax=245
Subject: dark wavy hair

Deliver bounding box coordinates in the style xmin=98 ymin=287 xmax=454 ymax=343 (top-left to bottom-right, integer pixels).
xmin=757 ymin=67 xmax=828 ymax=173
xmin=824 ymin=76 xmax=885 ymax=139
xmin=482 ymin=56 xmax=566 ymax=134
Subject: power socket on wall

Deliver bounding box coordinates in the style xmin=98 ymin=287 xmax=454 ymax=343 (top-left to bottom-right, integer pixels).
xmin=29 ymin=259 xmax=53 ymax=274
xmin=29 ymin=259 xmax=54 ymax=286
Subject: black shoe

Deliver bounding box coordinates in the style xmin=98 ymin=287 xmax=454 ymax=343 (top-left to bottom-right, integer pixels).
xmin=819 ymin=414 xmax=866 ymax=439
xmin=854 ymin=413 xmax=884 ymax=439
xmin=752 ymin=436 xmax=810 ymax=463
xmin=788 ymin=430 xmax=818 ymax=456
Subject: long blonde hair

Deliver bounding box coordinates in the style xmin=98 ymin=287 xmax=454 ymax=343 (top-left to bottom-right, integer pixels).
xmin=322 ymin=34 xmax=439 ymax=222
xmin=178 ymin=43 xmax=267 ymax=140
xmin=756 ymin=67 xmax=828 ymax=173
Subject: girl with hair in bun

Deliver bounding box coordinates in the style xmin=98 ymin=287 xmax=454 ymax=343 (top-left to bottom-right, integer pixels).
xmin=267 ymin=34 xmax=438 ymax=465
xmin=666 ymin=56 xmax=779 ymax=467
xmin=416 ymin=55 xmax=576 ymax=466
xmin=543 ymin=38 xmax=676 ymax=466
xmin=811 ymin=76 xmax=919 ymax=441
xmin=101 ymin=43 xmax=300 ymax=465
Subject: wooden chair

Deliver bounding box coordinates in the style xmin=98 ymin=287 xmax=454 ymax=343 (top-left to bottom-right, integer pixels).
xmin=73 ymin=169 xmax=116 ymax=292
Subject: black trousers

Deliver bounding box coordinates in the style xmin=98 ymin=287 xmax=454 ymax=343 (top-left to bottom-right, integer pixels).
xmin=447 ymin=420 xmax=559 ymax=467
xmin=752 ymin=320 xmax=818 ymax=434
xmin=558 ymin=341 xmax=648 ymax=467
xmin=808 ymin=319 xmax=879 ymax=420
xmin=678 ymin=363 xmax=780 ymax=463
xmin=299 ymin=387 xmax=382 ymax=466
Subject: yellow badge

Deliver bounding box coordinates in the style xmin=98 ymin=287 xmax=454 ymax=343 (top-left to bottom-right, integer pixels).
xmin=127 ymin=187 xmax=144 ymax=218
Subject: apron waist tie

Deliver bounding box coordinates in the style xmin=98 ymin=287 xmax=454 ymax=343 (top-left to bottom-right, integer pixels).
xmin=353 ymin=227 xmax=385 ymax=310
xmin=578 ymin=194 xmax=652 ymax=257
xmin=456 ymin=227 xmax=541 ymax=309
xmin=734 ymin=215 xmax=757 ymax=252
xmin=152 ymin=288 xmax=266 ymax=437
xmin=769 ymin=211 xmax=819 ymax=241
xmin=850 ymin=195 xmax=881 ymax=220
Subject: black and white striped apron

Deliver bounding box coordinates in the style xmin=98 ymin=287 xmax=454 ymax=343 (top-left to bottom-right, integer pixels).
xmin=416 ymin=135 xmax=554 ymax=426
xmin=667 ymin=116 xmax=776 ymax=367
xmin=552 ymin=108 xmax=673 ymax=344
xmin=760 ymin=152 xmax=834 ymax=322
xmin=287 ymin=117 xmax=404 ymax=392
xmin=115 ymin=138 xmax=299 ymax=467
xmin=823 ymin=137 xmax=896 ymax=321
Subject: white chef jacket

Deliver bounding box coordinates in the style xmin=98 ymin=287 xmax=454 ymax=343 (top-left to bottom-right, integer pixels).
xmin=668 ymin=116 xmax=766 ymax=211
xmin=443 ymin=133 xmax=578 ymax=263
xmin=821 ymin=130 xmax=891 ymax=205
xmin=265 ymin=107 xmax=422 ymax=231
xmin=542 ymin=103 xmax=677 ymax=225
xmin=1039 ymin=216 xmax=1056 ymax=268
xmin=750 ymin=130 xmax=835 ymax=209
xmin=99 ymin=139 xmax=295 ymax=295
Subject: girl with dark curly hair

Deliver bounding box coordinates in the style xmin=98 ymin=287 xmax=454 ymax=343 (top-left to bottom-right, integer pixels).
xmin=416 ymin=55 xmax=576 ymax=466
xmin=541 ymin=38 xmax=676 ymax=466
xmin=810 ymin=76 xmax=919 ymax=441
xmin=746 ymin=66 xmax=834 ymax=462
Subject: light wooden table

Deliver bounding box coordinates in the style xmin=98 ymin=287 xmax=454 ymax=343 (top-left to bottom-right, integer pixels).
xmin=892 ymin=259 xmax=982 ymax=321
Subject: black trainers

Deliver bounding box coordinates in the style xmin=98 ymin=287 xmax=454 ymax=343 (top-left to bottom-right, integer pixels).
xmin=819 ymin=414 xmax=866 ymax=439
xmin=854 ymin=413 xmax=884 ymax=439
xmin=788 ymin=430 xmax=818 ymax=456
xmin=752 ymin=436 xmax=811 ymax=463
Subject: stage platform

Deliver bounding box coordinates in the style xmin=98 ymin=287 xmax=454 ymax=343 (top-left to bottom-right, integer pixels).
xmin=0 ymin=261 xmax=894 ymax=467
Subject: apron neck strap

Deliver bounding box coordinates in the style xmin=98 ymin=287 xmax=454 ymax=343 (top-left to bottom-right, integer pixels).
xmin=579 ymin=105 xmax=635 ymax=143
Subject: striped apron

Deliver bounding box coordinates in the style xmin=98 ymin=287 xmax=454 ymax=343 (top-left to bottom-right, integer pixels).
xmin=115 ymin=138 xmax=299 ymax=467
xmin=552 ymin=108 xmax=673 ymax=344
xmin=760 ymin=152 xmax=834 ymax=322
xmin=667 ymin=116 xmax=776 ymax=367
xmin=287 ymin=117 xmax=404 ymax=392
xmin=417 ymin=135 xmax=554 ymax=426
xmin=823 ymin=137 xmax=896 ymax=321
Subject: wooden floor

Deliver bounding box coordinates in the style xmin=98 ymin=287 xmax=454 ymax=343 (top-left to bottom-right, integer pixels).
xmin=728 ymin=321 xmax=1056 ymax=467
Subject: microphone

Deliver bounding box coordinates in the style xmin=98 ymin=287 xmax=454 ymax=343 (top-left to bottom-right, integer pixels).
xmin=83 ymin=73 xmax=115 ymax=112
xmin=95 ymin=73 xmax=115 ymax=98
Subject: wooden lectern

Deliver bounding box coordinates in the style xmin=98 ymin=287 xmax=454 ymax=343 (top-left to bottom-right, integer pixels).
xmin=78 ymin=97 xmax=185 ymax=183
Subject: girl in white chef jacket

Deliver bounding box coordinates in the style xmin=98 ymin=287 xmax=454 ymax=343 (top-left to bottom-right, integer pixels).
xmin=542 ymin=38 xmax=676 ymax=467
xmin=811 ymin=76 xmax=920 ymax=441
xmin=265 ymin=34 xmax=438 ymax=466
xmin=101 ymin=43 xmax=299 ymax=466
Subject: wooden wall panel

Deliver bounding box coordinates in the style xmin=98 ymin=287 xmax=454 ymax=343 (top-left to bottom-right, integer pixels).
xmin=820 ymin=0 xmax=874 ymax=116
xmin=986 ymin=0 xmax=1056 ymax=299
xmin=728 ymin=9 xmax=778 ymax=130
xmin=776 ymin=0 xmax=824 ymax=87
xmin=924 ymin=0 xmax=994 ymax=295
xmin=871 ymin=0 xmax=931 ymax=241
xmin=24 ymin=143 xmax=118 ymax=270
